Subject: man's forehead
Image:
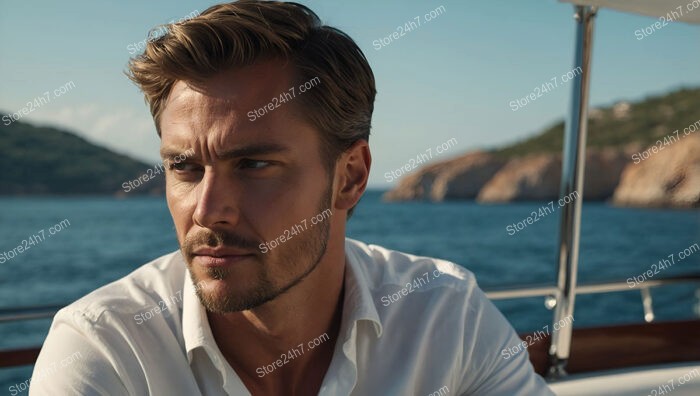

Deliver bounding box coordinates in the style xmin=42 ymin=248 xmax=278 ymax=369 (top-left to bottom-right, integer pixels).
xmin=157 ymin=59 xmax=322 ymax=160
xmin=160 ymin=60 xmax=297 ymax=128
xmin=163 ymin=82 xmax=239 ymax=123
xmin=166 ymin=60 xmax=295 ymax=105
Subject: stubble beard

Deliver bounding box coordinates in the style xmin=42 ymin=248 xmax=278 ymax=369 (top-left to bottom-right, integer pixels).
xmin=183 ymin=187 xmax=333 ymax=313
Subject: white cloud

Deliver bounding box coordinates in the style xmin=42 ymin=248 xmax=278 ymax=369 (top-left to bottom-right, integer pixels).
xmin=25 ymin=104 xmax=161 ymax=164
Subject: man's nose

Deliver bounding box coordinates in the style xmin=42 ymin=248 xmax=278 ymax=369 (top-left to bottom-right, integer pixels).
xmin=192 ymin=169 xmax=241 ymax=229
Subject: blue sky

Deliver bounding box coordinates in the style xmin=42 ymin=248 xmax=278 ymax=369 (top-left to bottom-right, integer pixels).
xmin=1 ymin=0 xmax=699 ymax=188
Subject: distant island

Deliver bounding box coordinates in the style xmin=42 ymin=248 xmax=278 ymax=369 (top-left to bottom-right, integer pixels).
xmin=0 ymin=119 xmax=163 ymax=195
xmin=2 ymin=87 xmax=699 ymax=207
xmin=384 ymin=87 xmax=700 ymax=208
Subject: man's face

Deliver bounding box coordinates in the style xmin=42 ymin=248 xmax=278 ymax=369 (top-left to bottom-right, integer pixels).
xmin=160 ymin=60 xmax=334 ymax=313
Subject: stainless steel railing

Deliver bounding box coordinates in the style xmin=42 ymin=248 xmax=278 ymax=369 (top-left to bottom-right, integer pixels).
xmin=0 ymin=274 xmax=697 ymax=372
xmin=485 ymin=274 xmax=700 ymax=326
xmin=0 ymin=305 xmax=64 ymax=323
xmin=486 ymin=274 xmax=700 ymax=300
xmin=1 ymin=275 xmax=697 ymax=323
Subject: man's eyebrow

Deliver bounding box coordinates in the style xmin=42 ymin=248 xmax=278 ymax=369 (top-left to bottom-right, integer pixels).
xmin=160 ymin=147 xmax=194 ymax=160
xmin=218 ymin=143 xmax=290 ymax=159
xmin=159 ymin=143 xmax=290 ymax=160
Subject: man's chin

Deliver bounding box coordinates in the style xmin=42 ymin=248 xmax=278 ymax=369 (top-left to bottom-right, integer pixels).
xmin=191 ymin=275 xmax=279 ymax=313
xmin=199 ymin=290 xmax=277 ymax=313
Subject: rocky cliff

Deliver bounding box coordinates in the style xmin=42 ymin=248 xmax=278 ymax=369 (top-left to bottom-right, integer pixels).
xmin=384 ymin=141 xmax=698 ymax=207
xmin=383 ymin=88 xmax=700 ymax=208
xmin=382 ymin=152 xmax=506 ymax=201
xmin=613 ymin=135 xmax=700 ymax=208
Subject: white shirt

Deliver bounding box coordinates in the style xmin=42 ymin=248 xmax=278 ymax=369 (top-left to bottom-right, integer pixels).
xmin=30 ymin=238 xmax=553 ymax=395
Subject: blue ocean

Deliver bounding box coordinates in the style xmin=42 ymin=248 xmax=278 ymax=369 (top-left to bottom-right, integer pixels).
xmin=1 ymin=191 xmax=698 ymax=391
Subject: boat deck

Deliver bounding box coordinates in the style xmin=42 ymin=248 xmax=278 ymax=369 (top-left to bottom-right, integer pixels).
xmin=550 ymin=362 xmax=700 ymax=395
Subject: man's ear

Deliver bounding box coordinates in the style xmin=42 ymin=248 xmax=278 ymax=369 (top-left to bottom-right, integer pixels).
xmin=334 ymin=140 xmax=371 ymax=212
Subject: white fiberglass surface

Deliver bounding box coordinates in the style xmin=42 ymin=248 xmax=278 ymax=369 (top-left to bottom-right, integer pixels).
xmin=549 ymin=362 xmax=700 ymax=395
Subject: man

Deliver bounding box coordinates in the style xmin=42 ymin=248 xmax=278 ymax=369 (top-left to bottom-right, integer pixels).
xmin=31 ymin=1 xmax=553 ymax=395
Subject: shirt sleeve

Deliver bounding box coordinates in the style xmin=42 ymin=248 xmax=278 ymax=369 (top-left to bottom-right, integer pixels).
xmin=458 ymin=286 xmax=555 ymax=396
xmin=29 ymin=309 xmax=129 ymax=396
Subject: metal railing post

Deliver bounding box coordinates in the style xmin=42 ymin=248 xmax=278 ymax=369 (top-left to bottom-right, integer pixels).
xmin=548 ymin=5 xmax=597 ymax=379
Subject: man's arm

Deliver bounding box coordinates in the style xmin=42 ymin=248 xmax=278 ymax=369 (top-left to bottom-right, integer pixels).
xmin=458 ymin=286 xmax=555 ymax=396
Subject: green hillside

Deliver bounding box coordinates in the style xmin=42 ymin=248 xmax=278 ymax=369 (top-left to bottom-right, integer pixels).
xmin=0 ymin=118 xmax=163 ymax=195
xmin=494 ymin=87 xmax=700 ymax=157
xmin=2 ymin=86 xmax=698 ymax=195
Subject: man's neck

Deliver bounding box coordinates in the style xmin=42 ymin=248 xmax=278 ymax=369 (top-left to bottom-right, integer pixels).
xmin=207 ymin=247 xmax=346 ymax=395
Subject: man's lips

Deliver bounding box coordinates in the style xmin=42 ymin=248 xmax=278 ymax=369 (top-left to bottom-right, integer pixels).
xmin=193 ymin=247 xmax=254 ymax=257
xmin=192 ymin=248 xmax=256 ymax=267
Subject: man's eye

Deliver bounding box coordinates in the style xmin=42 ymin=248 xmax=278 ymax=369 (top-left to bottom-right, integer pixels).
xmin=169 ymin=162 xmax=200 ymax=172
xmin=240 ymin=159 xmax=271 ymax=169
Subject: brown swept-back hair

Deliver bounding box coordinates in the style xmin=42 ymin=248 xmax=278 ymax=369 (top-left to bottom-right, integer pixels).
xmin=127 ymin=0 xmax=375 ymax=177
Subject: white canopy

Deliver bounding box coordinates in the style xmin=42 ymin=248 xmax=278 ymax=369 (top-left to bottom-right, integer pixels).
xmin=560 ymin=0 xmax=700 ymax=24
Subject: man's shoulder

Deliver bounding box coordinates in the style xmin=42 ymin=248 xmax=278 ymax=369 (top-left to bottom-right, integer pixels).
xmin=56 ymin=251 xmax=187 ymax=324
xmin=33 ymin=251 xmax=195 ymax=395
xmin=345 ymin=238 xmax=478 ymax=301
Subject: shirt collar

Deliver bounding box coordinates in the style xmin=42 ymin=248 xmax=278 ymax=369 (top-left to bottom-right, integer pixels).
xmin=183 ymin=268 xmax=244 ymax=391
xmin=341 ymin=238 xmax=383 ymax=339
xmin=182 ymin=271 xmax=209 ymax=364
